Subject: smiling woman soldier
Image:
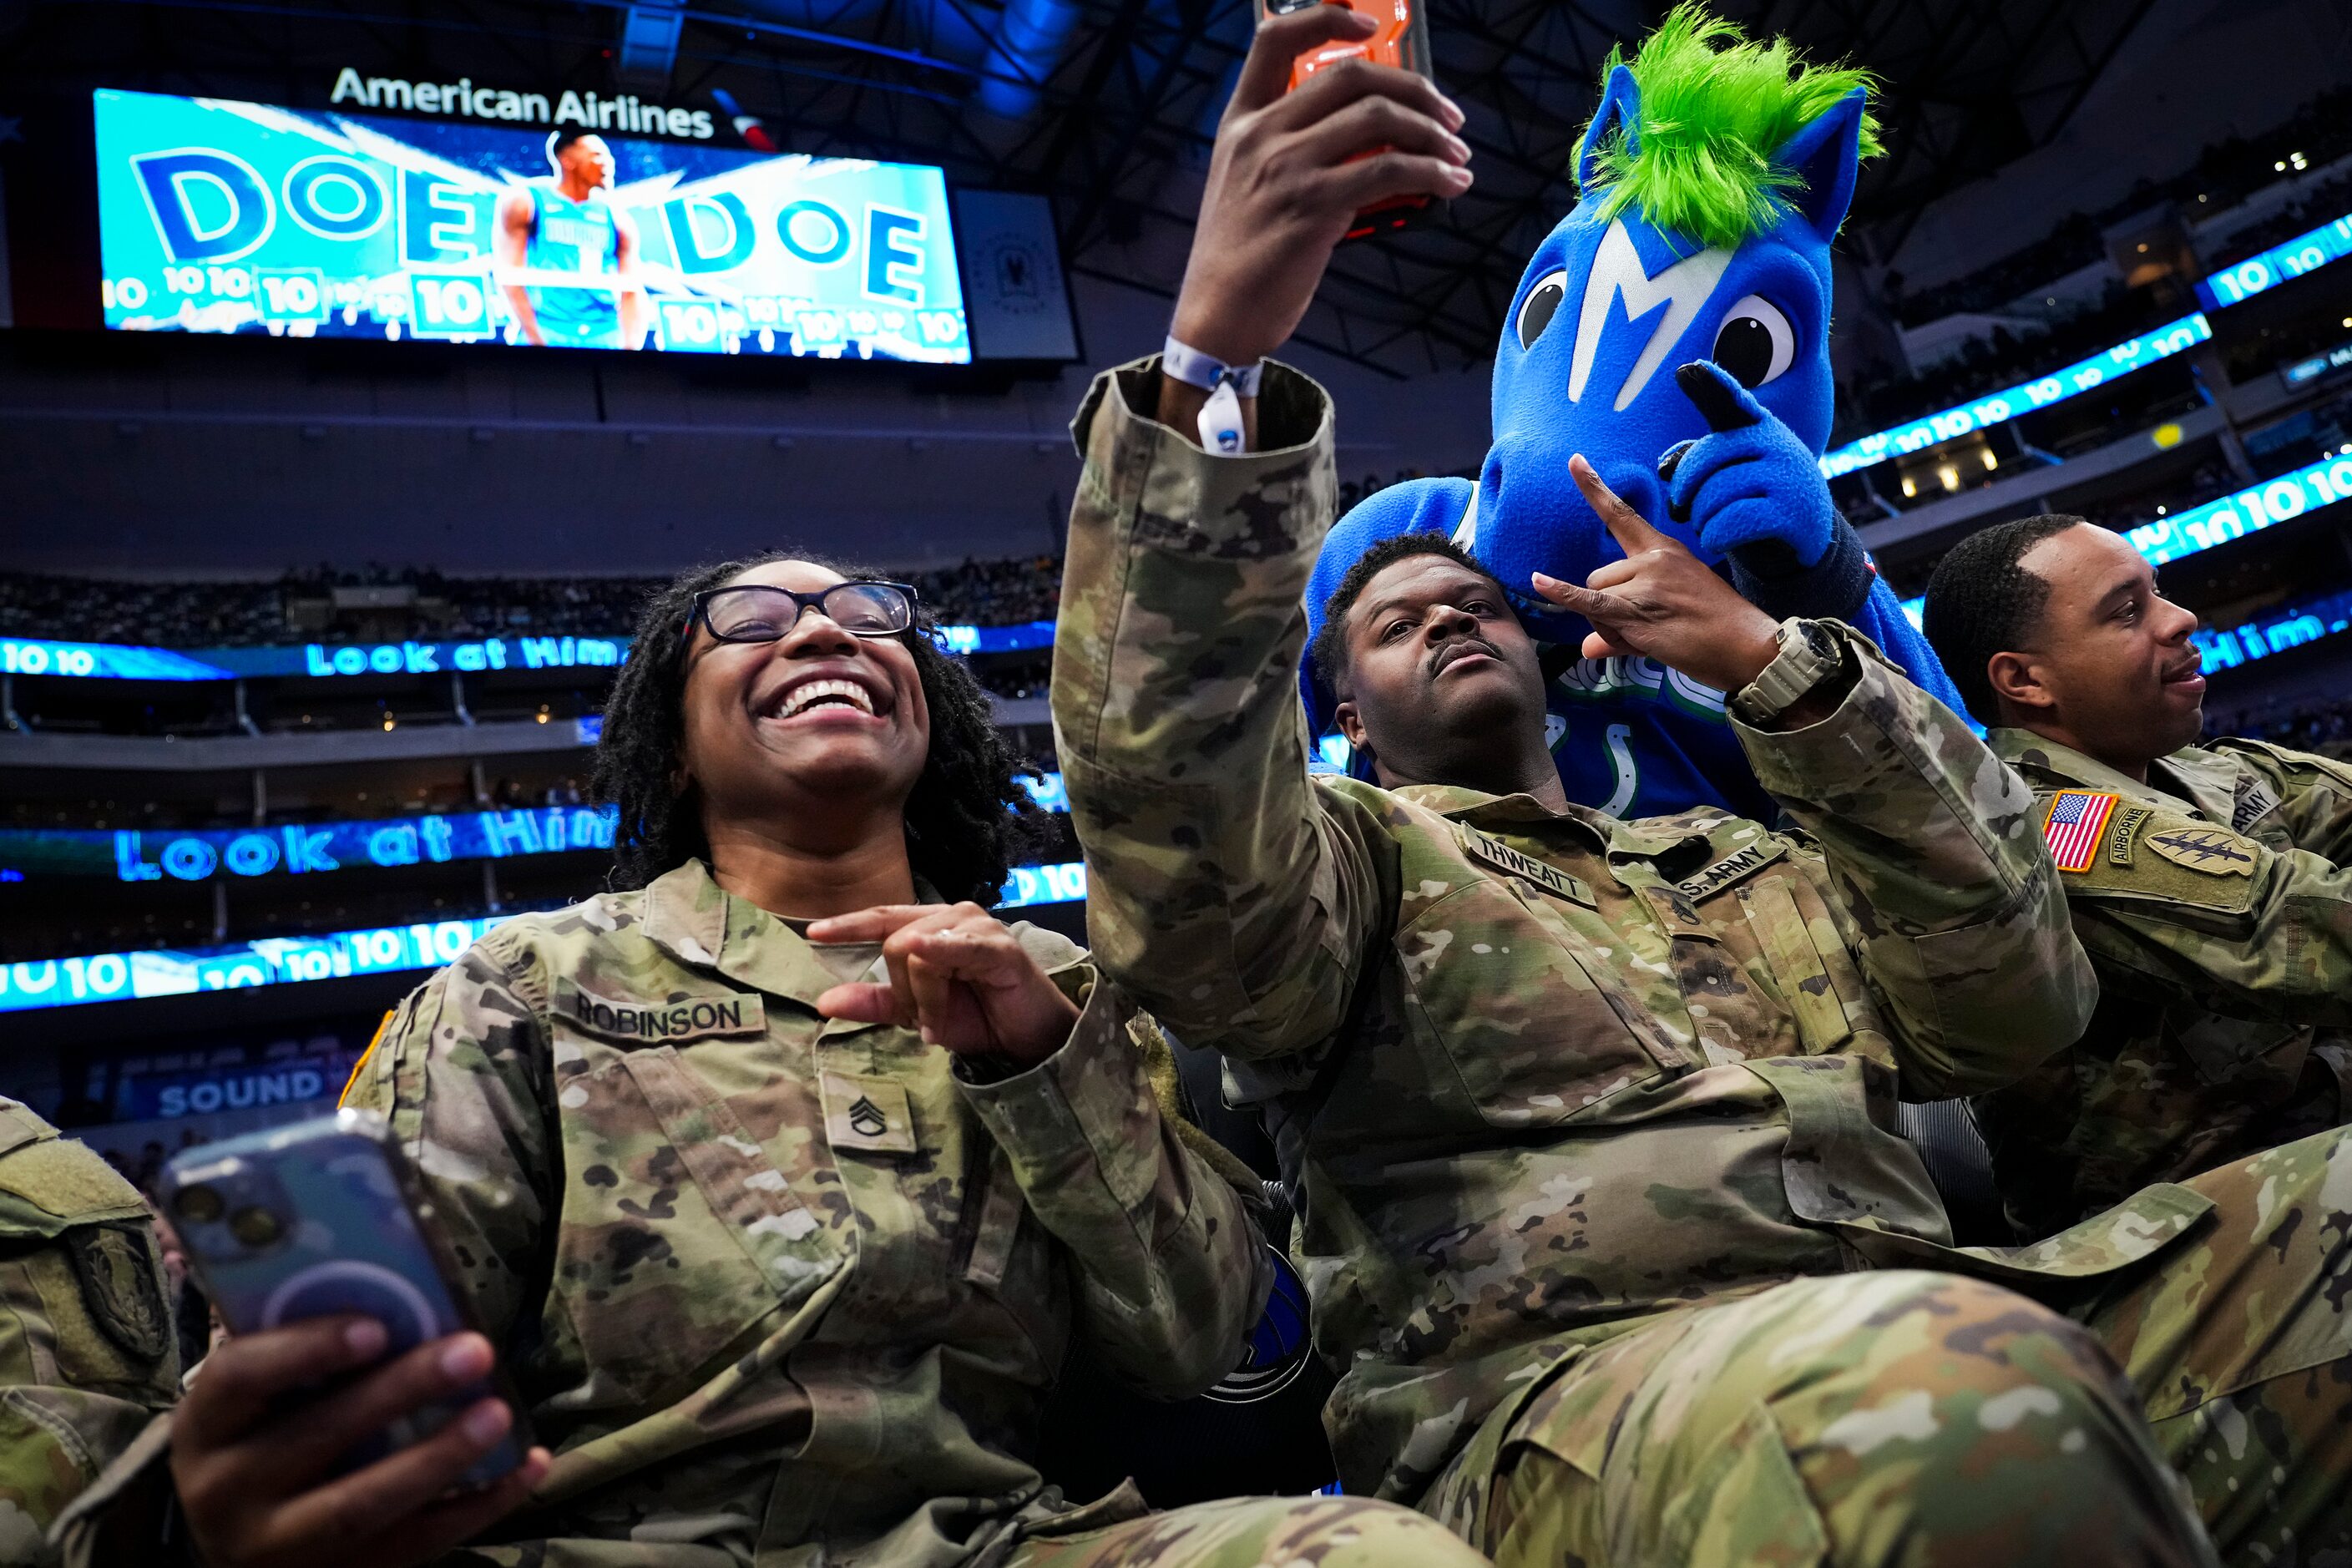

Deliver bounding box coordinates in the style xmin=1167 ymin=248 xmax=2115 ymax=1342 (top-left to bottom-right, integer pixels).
xmin=61 ymin=548 xmax=1489 ymax=1568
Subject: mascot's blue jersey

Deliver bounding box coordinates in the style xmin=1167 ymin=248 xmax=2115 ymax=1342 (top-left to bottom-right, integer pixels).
xmin=1304 ymin=50 xmax=1965 ymax=820
xmin=1552 ymin=646 xmax=1778 ymax=823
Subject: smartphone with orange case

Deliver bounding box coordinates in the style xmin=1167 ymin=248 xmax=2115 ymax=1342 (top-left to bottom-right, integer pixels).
xmin=1259 ymin=0 xmax=1442 ymax=240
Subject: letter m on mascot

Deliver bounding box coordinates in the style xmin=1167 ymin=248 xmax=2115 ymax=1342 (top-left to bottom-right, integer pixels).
xmin=1305 ymin=5 xmax=1962 ymax=819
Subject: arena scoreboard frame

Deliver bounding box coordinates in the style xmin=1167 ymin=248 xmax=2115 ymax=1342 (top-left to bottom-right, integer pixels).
xmin=92 ymin=87 xmax=973 ymax=364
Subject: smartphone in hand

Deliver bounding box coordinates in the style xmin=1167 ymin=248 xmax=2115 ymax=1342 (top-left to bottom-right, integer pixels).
xmin=1259 ymin=0 xmax=1441 ymax=240
xmin=159 ymin=1109 xmax=530 ymax=1490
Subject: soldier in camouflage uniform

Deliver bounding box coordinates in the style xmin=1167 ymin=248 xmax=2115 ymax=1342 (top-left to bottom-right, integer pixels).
xmin=1921 ymin=514 xmax=2352 ymax=1235
xmin=0 ymin=1096 xmax=178 ymax=1563
xmin=60 ymin=551 xmax=1486 ymax=1568
xmin=1055 ymin=23 xmax=2352 ymax=1551
xmin=334 ymin=857 xmax=1482 ymax=1567
xmin=1057 ymin=354 xmax=2352 ymax=1562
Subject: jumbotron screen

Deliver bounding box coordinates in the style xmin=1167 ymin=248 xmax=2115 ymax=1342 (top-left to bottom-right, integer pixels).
xmin=92 ymin=88 xmax=971 ymax=363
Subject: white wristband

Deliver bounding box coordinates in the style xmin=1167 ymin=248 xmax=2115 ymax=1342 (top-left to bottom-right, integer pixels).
xmin=1161 ymin=336 xmax=1265 ymax=398
xmin=1162 ymin=336 xmax=1262 ymax=455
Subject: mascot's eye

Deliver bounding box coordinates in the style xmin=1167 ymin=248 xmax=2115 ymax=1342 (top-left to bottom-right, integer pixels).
xmin=1711 ymin=295 xmax=1797 ymax=388
xmin=1516 ymin=271 xmax=1567 ymax=350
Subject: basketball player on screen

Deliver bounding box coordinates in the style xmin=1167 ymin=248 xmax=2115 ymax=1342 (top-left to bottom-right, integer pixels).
xmin=494 ymin=129 xmax=648 ymax=350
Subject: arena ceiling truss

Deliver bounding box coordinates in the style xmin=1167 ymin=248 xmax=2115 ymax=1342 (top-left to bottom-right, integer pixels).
xmin=1 ymin=0 xmax=2161 ymax=374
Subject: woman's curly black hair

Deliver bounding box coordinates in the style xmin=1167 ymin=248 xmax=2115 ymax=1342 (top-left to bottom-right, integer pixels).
xmin=590 ymin=549 xmax=1052 ymax=903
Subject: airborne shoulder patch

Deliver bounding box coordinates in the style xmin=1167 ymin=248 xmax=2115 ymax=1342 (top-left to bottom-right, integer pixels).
xmin=2046 ymin=804 xmax=2263 ymax=914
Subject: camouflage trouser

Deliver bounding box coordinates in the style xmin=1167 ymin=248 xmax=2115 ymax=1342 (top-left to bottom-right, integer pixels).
xmin=1424 ymin=1127 xmax=2352 ymax=1567
xmin=1430 ymin=1270 xmax=2216 ymax=1568
xmin=2046 ymin=1125 xmax=2352 ymax=1564
xmin=1004 ymin=1493 xmax=1492 ymax=1568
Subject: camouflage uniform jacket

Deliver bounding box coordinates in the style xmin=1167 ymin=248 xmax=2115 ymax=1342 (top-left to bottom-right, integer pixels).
xmin=1052 ymin=359 xmax=2213 ymax=1504
xmin=1977 ymin=728 xmax=2352 ymax=1234
xmin=0 ymin=1098 xmax=178 ymax=1563
xmin=335 ymin=859 xmax=1272 ymax=1565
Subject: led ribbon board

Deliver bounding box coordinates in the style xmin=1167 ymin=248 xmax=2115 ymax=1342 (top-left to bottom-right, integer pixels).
xmin=1819 ymin=314 xmax=2213 ymax=479
xmin=0 ymin=858 xmax=1090 ymax=1014
xmin=0 ymin=807 xmax=621 ymax=883
xmin=1897 ymin=450 xmax=2352 ymax=628
xmin=0 ymin=640 xmax=237 ymax=680
xmin=2193 ymin=583 xmax=2352 ymax=674
xmin=0 ymin=779 xmax=1069 ymax=884
xmin=0 ymin=916 xmax=509 ymax=1014
xmin=0 ymin=621 xmax=1058 ymax=682
xmin=94 ymin=87 xmax=970 ymax=363
xmin=2198 ymin=212 xmax=2352 ymax=310
xmin=2124 ymin=452 xmax=2352 ymax=565
xmin=1828 ymin=204 xmax=2352 ymax=483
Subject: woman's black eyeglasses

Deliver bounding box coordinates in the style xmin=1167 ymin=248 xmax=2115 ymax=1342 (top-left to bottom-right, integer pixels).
xmin=681 ymin=581 xmax=920 ymax=650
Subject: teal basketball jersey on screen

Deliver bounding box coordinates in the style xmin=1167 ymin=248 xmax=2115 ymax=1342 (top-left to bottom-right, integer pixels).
xmin=524 ymin=185 xmax=621 ymax=347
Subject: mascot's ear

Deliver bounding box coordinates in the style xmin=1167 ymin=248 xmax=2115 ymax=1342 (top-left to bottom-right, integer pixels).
xmin=1775 ymin=87 xmax=1866 ymax=240
xmin=1576 ymin=64 xmax=1641 ymax=194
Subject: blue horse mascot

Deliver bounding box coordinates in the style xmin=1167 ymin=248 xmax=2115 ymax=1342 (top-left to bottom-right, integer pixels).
xmin=1305 ymin=7 xmax=1961 ymax=820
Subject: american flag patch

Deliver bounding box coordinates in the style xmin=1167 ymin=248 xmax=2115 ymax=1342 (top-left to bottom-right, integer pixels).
xmin=2043 ymin=790 xmax=2120 ymax=873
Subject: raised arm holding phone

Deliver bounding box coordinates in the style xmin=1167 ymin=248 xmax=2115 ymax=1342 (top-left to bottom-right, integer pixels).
xmin=1049 ymin=7 xmax=2352 ymax=1563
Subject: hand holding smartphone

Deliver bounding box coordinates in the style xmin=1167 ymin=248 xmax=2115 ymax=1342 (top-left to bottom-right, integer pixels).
xmin=1257 ymin=0 xmax=1443 ymax=240
xmin=156 ymin=1111 xmax=549 ymax=1568
xmin=1166 ymin=0 xmax=1466 ymax=396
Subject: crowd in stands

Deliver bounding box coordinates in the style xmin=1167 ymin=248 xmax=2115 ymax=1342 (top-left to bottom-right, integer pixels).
xmin=0 ymin=573 xmax=287 ymax=648
xmin=2216 ymin=691 xmax=2352 ymax=758
xmin=908 ymin=554 xmax=1064 ymax=626
xmin=2 ymin=770 xmax=594 ymax=832
xmin=1885 ymin=83 xmax=2352 ymax=328
xmin=1833 ymin=281 xmax=2180 ymax=443
xmin=2223 ymin=308 xmax=2352 ymax=383
xmin=2203 ymin=168 xmax=2352 ymax=274
xmin=0 ymin=554 xmax=1076 ymax=650
xmin=2071 ymin=458 xmax=2238 ymax=534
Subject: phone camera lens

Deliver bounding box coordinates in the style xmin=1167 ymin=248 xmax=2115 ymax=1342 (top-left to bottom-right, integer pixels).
xmin=229 ymin=1206 xmax=285 ymax=1247
xmin=174 ymin=1185 xmax=225 ymax=1224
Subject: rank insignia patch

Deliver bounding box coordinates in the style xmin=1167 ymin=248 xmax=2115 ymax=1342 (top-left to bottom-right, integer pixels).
xmin=2144 ymin=825 xmax=2258 ymax=877
xmin=2042 ymin=791 xmax=2119 ymax=873
xmin=67 ymin=1226 xmax=169 ymax=1361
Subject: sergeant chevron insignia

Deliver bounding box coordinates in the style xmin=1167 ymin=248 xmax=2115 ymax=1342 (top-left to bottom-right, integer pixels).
xmin=2143 ymin=825 xmax=2258 ymax=876
xmin=821 ymin=1070 xmax=918 ymax=1154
